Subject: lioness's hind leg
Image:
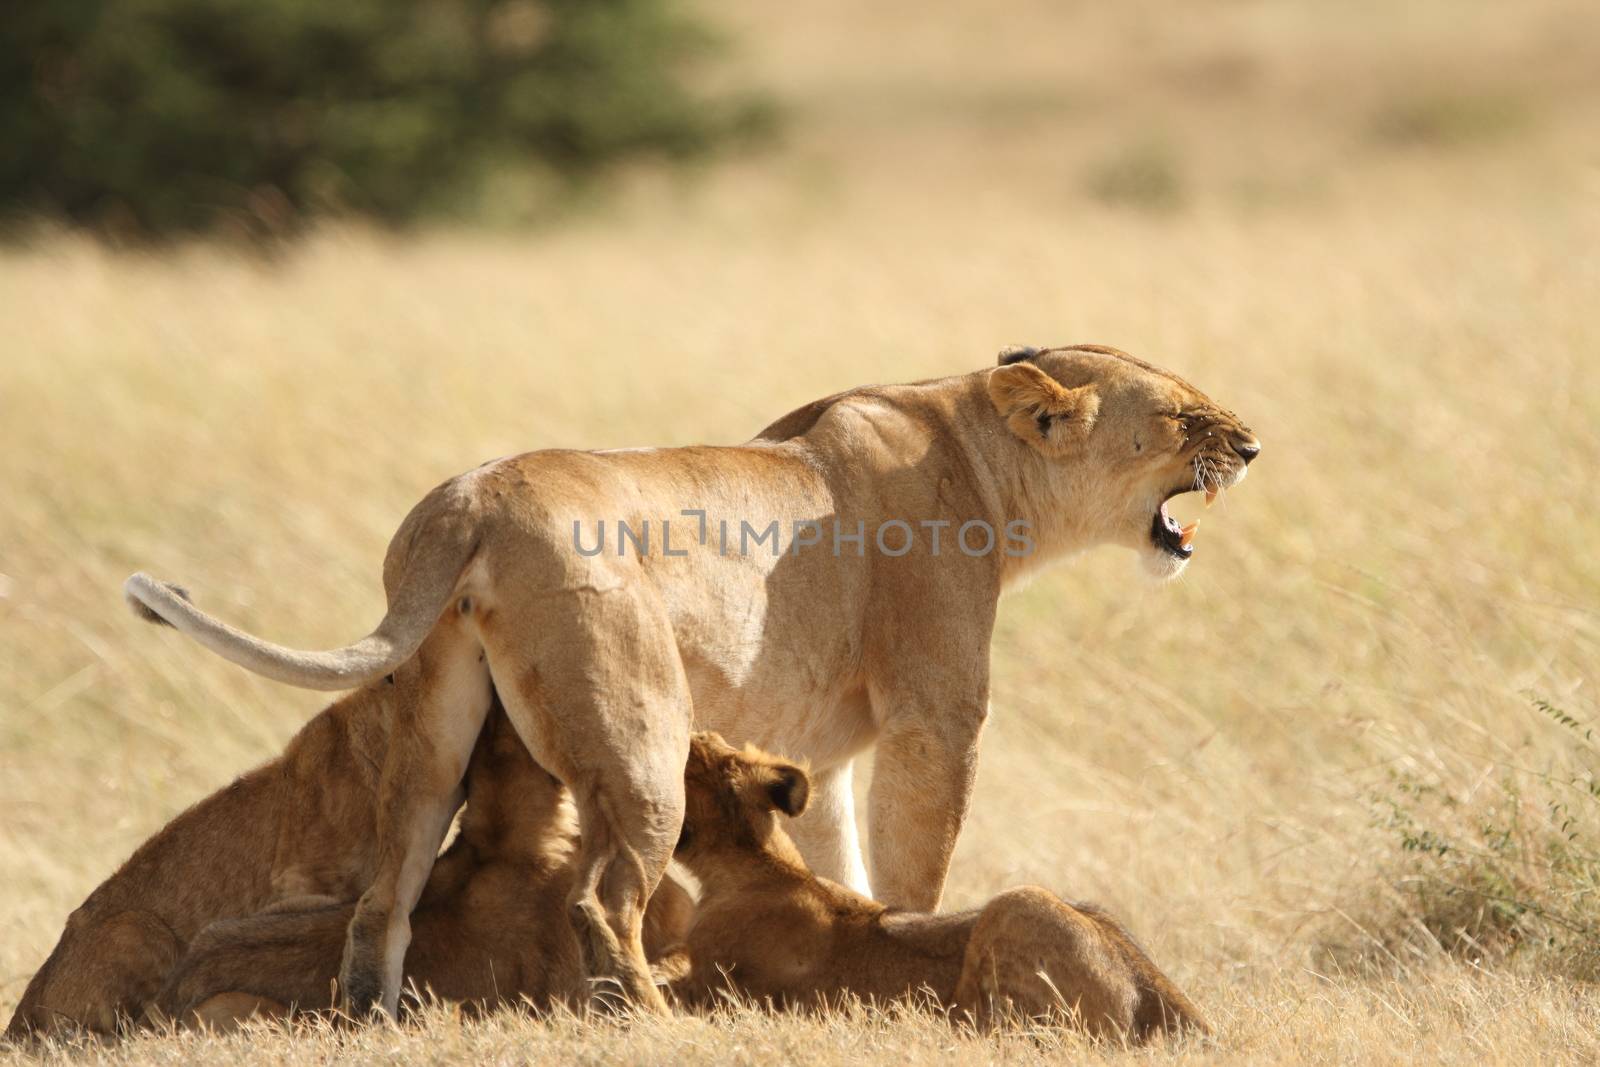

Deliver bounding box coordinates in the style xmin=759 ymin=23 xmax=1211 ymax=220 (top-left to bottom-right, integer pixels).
xmin=339 ymin=620 xmax=491 ymax=1019
xmin=341 ymin=757 xmax=465 ymax=1019
xmin=482 ymin=584 xmax=689 ymax=1017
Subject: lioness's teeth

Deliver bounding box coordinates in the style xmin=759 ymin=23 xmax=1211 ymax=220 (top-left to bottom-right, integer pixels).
xmin=1179 ymin=521 xmax=1198 ymax=548
xmin=1205 ymin=488 xmax=1218 ymax=507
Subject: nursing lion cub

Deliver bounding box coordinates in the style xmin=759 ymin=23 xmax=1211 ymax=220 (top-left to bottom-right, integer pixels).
xmin=150 ymin=709 xmax=691 ymax=1029
xmin=670 ymin=733 xmax=1208 ymax=1041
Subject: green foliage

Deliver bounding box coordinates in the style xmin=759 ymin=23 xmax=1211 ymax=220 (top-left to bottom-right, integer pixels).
xmin=0 ymin=0 xmax=772 ymax=239
xmin=1362 ymin=695 xmax=1600 ymax=978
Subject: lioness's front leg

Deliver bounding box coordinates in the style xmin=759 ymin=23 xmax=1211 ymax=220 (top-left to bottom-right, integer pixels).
xmin=867 ymin=702 xmax=986 ymax=910
xmin=862 ymin=561 xmax=996 ymax=910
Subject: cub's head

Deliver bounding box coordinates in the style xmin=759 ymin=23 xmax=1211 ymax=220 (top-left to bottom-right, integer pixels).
xmin=989 ymin=344 xmax=1260 ymax=579
xmin=675 ymin=732 xmax=809 ymax=869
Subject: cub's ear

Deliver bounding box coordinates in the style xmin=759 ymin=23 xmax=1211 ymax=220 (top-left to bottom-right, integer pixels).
xmin=754 ymin=762 xmax=810 ymax=818
xmin=987 ymin=363 xmax=1100 ymax=457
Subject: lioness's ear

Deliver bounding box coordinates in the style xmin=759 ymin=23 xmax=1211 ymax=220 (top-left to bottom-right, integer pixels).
xmin=988 ymin=363 xmax=1100 ymax=457
xmin=754 ymin=762 xmax=810 ymax=818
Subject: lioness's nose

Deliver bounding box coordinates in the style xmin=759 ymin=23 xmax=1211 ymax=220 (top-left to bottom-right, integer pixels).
xmin=1233 ymin=438 xmax=1260 ymax=464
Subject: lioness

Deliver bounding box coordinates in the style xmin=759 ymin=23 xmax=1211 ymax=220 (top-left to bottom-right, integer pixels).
xmin=4 ymin=612 xmax=485 ymax=1039
xmin=670 ymin=732 xmax=1208 ymax=1040
xmin=123 ymin=345 xmax=1258 ymax=1017
xmin=150 ymin=707 xmax=693 ymax=1030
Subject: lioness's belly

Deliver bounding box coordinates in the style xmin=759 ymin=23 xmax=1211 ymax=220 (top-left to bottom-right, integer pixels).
xmin=686 ymin=655 xmax=878 ymax=770
xmin=665 ymin=553 xmax=877 ymax=769
xmin=530 ymin=444 xmax=878 ymax=768
xmin=650 ymin=515 xmax=874 ymax=768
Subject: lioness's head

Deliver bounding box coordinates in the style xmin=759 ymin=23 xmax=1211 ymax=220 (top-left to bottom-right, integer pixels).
xmin=988 ymin=344 xmax=1259 ymax=578
xmin=675 ymin=732 xmax=809 ymax=866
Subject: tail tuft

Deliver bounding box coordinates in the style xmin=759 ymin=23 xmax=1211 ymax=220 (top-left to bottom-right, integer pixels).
xmin=124 ymin=576 xmax=190 ymax=628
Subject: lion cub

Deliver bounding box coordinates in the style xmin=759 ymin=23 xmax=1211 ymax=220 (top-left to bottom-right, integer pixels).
xmin=670 ymin=733 xmax=1207 ymax=1041
xmin=151 ymin=709 xmax=691 ymax=1028
xmin=6 ymin=617 xmax=494 ymax=1039
xmin=8 ymin=680 xmax=411 ymax=1038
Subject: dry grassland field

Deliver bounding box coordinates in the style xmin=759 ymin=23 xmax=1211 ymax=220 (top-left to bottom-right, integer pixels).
xmin=4 ymin=0 xmax=1600 ymax=1063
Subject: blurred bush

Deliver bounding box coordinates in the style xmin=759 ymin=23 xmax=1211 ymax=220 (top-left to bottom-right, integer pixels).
xmin=1083 ymin=138 xmax=1185 ymax=214
xmin=0 ymin=0 xmax=771 ymax=240
xmin=1370 ymin=91 xmax=1531 ymax=148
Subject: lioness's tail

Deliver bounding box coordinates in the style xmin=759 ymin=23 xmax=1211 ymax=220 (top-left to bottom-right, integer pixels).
xmin=123 ymin=481 xmax=480 ymax=692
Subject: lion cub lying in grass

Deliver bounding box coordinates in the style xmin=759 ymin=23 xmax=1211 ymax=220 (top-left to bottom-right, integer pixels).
xmin=151 ymin=708 xmax=691 ymax=1029
xmin=670 ymin=733 xmax=1208 ymax=1041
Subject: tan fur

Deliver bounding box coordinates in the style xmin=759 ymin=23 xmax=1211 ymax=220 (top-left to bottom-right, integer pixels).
xmin=123 ymin=346 xmax=1257 ymax=1018
xmin=148 ymin=711 xmax=693 ymax=1031
xmin=3 ymin=618 xmax=488 ymax=1039
xmin=670 ymin=733 xmax=1208 ymax=1041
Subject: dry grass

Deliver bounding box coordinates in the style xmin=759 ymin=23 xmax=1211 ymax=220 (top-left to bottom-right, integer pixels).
xmin=3 ymin=0 xmax=1599 ymax=1062
xmin=8 ymin=970 xmax=1600 ymax=1067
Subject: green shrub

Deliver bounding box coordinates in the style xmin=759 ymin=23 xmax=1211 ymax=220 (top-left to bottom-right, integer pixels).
xmin=1348 ymin=695 xmax=1600 ymax=979
xmin=0 ymin=0 xmax=771 ymax=239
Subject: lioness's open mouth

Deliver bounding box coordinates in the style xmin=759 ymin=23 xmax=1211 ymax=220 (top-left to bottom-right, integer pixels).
xmin=1150 ymin=485 xmax=1215 ymax=560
